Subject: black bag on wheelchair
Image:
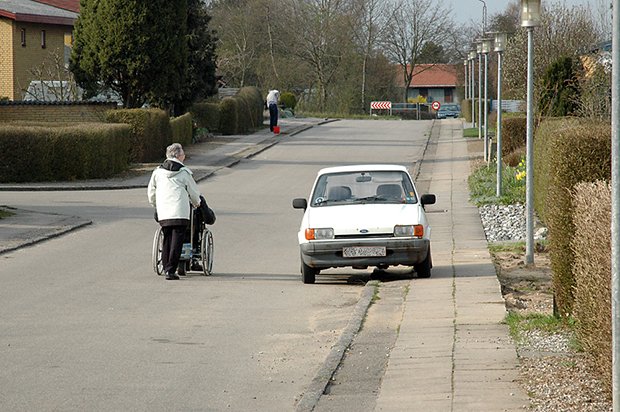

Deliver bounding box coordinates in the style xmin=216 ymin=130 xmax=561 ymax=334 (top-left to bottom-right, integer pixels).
xmin=198 ymin=195 xmax=216 ymax=225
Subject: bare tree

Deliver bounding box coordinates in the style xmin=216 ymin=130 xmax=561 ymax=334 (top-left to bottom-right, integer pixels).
xmin=283 ymin=0 xmax=352 ymax=111
xmin=381 ymin=0 xmax=453 ymax=102
xmin=502 ymin=1 xmax=600 ymax=101
xmin=22 ymin=50 xmax=80 ymax=101
xmin=593 ymin=0 xmax=612 ymax=40
xmin=348 ymin=0 xmax=389 ymax=112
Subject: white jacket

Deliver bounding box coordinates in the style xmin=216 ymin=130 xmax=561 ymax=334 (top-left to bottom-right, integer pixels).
xmin=147 ymin=158 xmax=201 ymax=222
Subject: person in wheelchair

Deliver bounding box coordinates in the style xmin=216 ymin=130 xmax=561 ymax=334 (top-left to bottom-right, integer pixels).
xmin=147 ymin=143 xmax=202 ymax=280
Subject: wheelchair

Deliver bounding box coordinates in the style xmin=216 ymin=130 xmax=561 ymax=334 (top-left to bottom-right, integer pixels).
xmin=152 ymin=205 xmax=214 ymax=276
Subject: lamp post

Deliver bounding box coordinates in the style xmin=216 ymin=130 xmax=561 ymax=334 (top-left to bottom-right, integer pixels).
xmin=493 ymin=32 xmax=507 ymax=196
xmin=477 ymin=41 xmax=483 ymax=141
xmin=469 ymin=50 xmax=477 ymax=128
xmin=464 ymin=59 xmax=468 ymax=101
xmin=521 ymin=0 xmax=541 ymax=265
xmin=481 ymin=37 xmax=493 ymax=163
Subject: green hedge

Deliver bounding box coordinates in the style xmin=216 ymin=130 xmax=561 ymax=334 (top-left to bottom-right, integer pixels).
xmin=541 ymin=121 xmax=611 ymax=317
xmin=0 ymin=123 xmax=130 ymax=182
xmin=500 ymin=117 xmax=526 ymax=157
xmin=219 ymin=97 xmax=238 ymax=135
xmin=106 ymin=108 xmax=171 ymax=162
xmin=461 ymin=99 xmax=490 ymax=123
xmin=191 ymin=102 xmax=221 ymax=132
xmin=170 ymin=112 xmax=193 ymax=147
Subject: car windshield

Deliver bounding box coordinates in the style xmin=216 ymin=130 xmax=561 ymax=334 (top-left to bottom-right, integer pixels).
xmin=441 ymin=105 xmax=459 ymax=111
xmin=311 ymin=170 xmax=418 ymax=206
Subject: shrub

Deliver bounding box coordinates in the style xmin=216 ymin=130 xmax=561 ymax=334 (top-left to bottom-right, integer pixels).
xmin=219 ymin=97 xmax=238 ymax=135
xmin=500 ymin=117 xmax=526 ymax=157
xmin=170 ymin=112 xmax=192 ymax=147
xmin=280 ymin=92 xmax=297 ymax=112
xmin=106 ymin=108 xmax=171 ymax=162
xmin=236 ymin=86 xmax=264 ymax=131
xmin=461 ymin=99 xmax=472 ymax=122
xmin=191 ymin=102 xmax=220 ymax=132
xmin=0 ymin=123 xmax=130 ymax=182
xmin=571 ymin=180 xmax=611 ymax=392
xmin=544 ymin=121 xmax=611 ymax=317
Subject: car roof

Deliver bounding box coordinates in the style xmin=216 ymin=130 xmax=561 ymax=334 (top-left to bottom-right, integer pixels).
xmin=317 ymin=164 xmax=409 ymax=176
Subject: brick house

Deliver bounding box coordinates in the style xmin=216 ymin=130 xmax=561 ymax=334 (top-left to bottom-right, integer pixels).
xmin=0 ymin=0 xmax=79 ymax=100
xmin=398 ymin=64 xmax=460 ymax=105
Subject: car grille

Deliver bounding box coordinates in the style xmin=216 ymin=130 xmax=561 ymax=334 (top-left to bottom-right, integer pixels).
xmin=334 ymin=233 xmax=394 ymax=239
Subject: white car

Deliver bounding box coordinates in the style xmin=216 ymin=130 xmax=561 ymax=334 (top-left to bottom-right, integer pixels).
xmin=292 ymin=164 xmax=436 ymax=284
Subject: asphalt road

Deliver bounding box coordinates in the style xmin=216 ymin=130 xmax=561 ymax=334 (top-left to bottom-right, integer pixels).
xmin=0 ymin=119 xmax=434 ymax=411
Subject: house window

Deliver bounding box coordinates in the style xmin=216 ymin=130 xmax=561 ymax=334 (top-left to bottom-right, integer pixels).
xmin=41 ymin=30 xmax=46 ymax=48
xmin=419 ymin=88 xmax=428 ymax=98
xmin=20 ymin=28 xmax=26 ymax=46
xmin=445 ymin=88 xmax=453 ymax=103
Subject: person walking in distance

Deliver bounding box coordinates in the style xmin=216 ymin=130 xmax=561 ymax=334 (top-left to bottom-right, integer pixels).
xmin=147 ymin=143 xmax=202 ymax=280
xmin=266 ymin=89 xmax=280 ymax=132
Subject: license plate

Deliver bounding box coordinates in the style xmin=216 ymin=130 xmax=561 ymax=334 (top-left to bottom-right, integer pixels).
xmin=343 ymin=246 xmax=386 ymax=258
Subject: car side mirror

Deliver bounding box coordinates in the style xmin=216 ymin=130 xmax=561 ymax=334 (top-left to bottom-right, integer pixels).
xmin=421 ymin=194 xmax=436 ymax=206
xmin=292 ymin=198 xmax=307 ymax=210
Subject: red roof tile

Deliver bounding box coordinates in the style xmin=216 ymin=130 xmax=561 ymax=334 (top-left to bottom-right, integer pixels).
xmin=32 ymin=0 xmax=79 ymax=13
xmin=396 ymin=64 xmax=458 ymax=88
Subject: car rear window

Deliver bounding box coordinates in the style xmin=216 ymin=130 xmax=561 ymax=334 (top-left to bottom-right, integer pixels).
xmin=311 ymin=170 xmax=418 ymax=206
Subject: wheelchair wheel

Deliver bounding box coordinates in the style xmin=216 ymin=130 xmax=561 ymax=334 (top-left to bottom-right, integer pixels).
xmin=152 ymin=227 xmax=164 ymax=275
xmin=200 ymin=228 xmax=214 ymax=276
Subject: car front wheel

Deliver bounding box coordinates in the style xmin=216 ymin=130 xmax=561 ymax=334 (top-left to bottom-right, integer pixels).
xmin=301 ymin=259 xmax=318 ymax=284
xmin=414 ymin=248 xmax=432 ymax=278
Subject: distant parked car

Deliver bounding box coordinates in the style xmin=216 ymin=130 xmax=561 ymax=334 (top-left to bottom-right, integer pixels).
xmin=437 ymin=104 xmax=460 ymax=119
xmin=292 ymin=164 xmax=436 ymax=284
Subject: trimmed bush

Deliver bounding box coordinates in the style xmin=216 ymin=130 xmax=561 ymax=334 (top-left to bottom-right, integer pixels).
xmin=106 ymin=108 xmax=171 ymax=162
xmin=543 ymin=121 xmax=611 ymax=317
xmin=191 ymin=102 xmax=220 ymax=132
xmin=280 ymin=92 xmax=297 ymax=113
xmin=0 ymin=123 xmax=130 ymax=182
xmin=572 ymin=180 xmax=611 ymax=392
xmin=461 ymin=99 xmax=472 ymax=122
xmin=500 ymin=117 xmax=526 ymax=157
xmin=219 ymin=97 xmax=238 ymax=135
xmin=170 ymin=112 xmax=193 ymax=147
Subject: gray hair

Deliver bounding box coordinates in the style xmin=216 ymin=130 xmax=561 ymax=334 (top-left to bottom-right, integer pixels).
xmin=166 ymin=143 xmax=184 ymax=159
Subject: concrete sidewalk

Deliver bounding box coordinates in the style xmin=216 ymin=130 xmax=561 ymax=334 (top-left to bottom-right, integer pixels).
xmin=374 ymin=121 xmax=529 ymax=411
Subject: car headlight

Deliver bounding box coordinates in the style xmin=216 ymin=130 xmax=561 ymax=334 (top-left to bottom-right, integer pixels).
xmin=394 ymin=225 xmax=423 ymax=237
xmin=305 ymin=228 xmax=334 ymax=240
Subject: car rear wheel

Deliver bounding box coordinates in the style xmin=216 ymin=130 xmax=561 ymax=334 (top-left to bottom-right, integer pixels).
xmin=301 ymin=260 xmax=318 ymax=284
xmin=415 ymin=248 xmax=432 ymax=278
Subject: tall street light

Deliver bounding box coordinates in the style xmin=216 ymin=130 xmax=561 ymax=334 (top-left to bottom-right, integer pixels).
xmin=469 ymin=50 xmax=477 ymax=128
xmin=481 ymin=38 xmax=493 ymax=163
xmin=477 ymin=41 xmax=483 ymax=141
xmin=611 ymin=0 xmax=619 ymax=406
xmin=464 ymin=59 xmax=469 ymax=101
xmin=521 ymin=0 xmax=541 ymax=265
xmin=493 ymin=32 xmax=507 ymax=196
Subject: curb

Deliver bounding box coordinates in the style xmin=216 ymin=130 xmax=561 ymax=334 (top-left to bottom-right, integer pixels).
xmin=295 ymin=280 xmax=379 ymax=412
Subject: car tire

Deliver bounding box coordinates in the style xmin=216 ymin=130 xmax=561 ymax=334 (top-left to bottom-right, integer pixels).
xmin=301 ymin=260 xmax=317 ymax=284
xmin=415 ymin=248 xmax=432 ymax=278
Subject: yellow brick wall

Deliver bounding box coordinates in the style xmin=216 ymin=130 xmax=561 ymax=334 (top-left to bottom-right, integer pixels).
xmin=12 ymin=21 xmax=72 ymax=100
xmin=0 ymin=18 xmax=14 ymax=99
xmin=0 ymin=104 xmax=117 ymax=123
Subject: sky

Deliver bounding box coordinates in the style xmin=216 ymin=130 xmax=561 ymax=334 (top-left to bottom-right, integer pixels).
xmin=450 ymin=0 xmax=602 ymax=25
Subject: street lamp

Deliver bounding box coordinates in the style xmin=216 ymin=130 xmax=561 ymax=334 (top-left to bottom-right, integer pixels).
xmin=469 ymin=50 xmax=477 ymax=128
xmin=481 ymin=37 xmax=493 ymax=163
xmin=521 ymin=0 xmax=541 ymax=265
xmin=477 ymin=41 xmax=483 ymax=142
xmin=464 ymin=59 xmax=468 ymax=101
xmin=492 ymin=32 xmax=507 ymax=196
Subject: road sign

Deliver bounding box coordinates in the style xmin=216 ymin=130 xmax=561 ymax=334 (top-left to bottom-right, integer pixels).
xmin=370 ymin=101 xmax=392 ymax=110
xmin=431 ymin=101 xmax=441 ymax=111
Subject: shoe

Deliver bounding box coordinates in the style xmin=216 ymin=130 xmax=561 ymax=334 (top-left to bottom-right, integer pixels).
xmin=191 ymin=262 xmax=203 ymax=271
xmin=165 ymin=273 xmax=180 ymax=280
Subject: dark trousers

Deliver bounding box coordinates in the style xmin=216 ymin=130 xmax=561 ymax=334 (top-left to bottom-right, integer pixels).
xmin=161 ymin=225 xmax=187 ymax=275
xmin=269 ymin=103 xmax=278 ymax=131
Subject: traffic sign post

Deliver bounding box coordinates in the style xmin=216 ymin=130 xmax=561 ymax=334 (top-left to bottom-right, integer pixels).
xmin=431 ymin=101 xmax=441 ymax=111
xmin=370 ymin=101 xmax=392 ymax=116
